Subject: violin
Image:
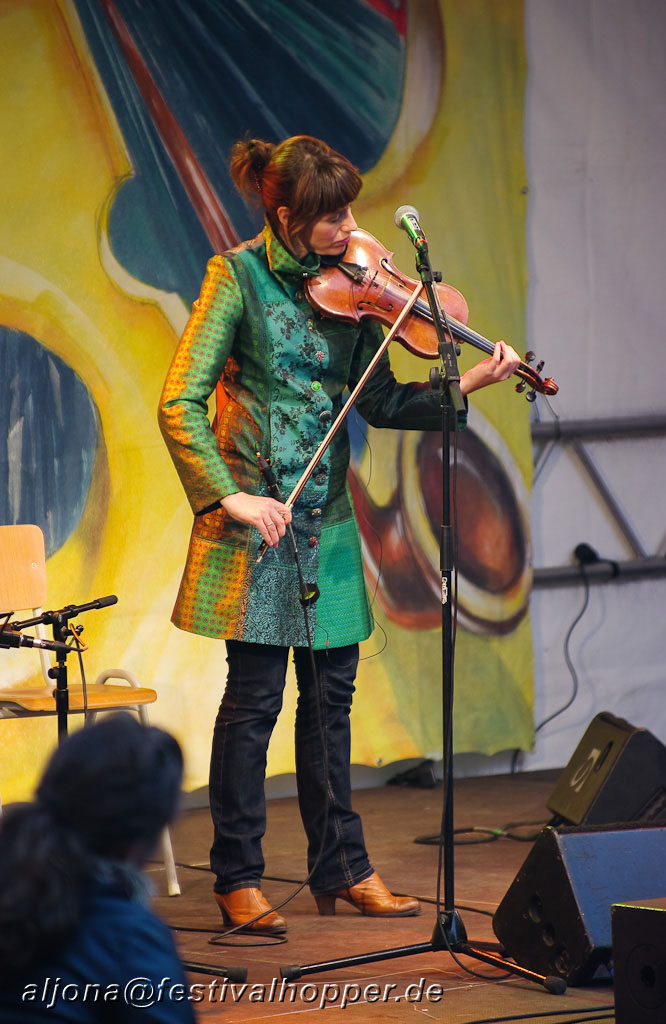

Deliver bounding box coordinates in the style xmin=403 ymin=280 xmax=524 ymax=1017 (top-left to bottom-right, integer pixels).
xmin=305 ymin=229 xmax=558 ymax=398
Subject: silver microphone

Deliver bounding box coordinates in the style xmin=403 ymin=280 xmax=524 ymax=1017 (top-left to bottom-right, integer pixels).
xmin=0 ymin=630 xmax=70 ymax=654
xmin=394 ymin=205 xmax=429 ymax=252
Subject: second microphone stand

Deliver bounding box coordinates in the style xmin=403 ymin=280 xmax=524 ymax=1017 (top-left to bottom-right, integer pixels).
xmin=9 ymin=596 xmax=117 ymax=743
xmin=280 ymin=235 xmax=565 ymax=996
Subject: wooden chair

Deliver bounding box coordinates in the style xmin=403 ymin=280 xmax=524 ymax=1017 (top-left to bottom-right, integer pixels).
xmin=0 ymin=524 xmax=180 ymax=895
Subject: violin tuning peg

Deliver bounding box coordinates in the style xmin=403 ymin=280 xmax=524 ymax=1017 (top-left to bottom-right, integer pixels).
xmin=526 ymin=390 xmax=537 ymax=403
xmin=536 ymin=360 xmax=544 ymax=373
xmin=524 ymin=350 xmax=536 ymax=364
xmin=515 ymin=381 xmax=526 ymax=393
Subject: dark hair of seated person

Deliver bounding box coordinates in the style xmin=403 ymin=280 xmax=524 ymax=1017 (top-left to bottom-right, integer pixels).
xmin=0 ymin=712 xmax=183 ymax=984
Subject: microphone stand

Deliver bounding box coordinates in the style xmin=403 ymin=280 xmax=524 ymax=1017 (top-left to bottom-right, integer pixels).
xmin=7 ymin=596 xmax=117 ymax=743
xmin=280 ymin=234 xmax=565 ymax=996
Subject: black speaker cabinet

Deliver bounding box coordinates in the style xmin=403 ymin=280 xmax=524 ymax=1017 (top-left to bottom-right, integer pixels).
xmin=613 ymin=898 xmax=666 ymax=1024
xmin=546 ymin=712 xmax=666 ymax=826
xmin=492 ymin=823 xmax=666 ymax=985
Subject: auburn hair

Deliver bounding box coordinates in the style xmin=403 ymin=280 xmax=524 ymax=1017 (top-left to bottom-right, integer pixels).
xmin=230 ymin=135 xmax=362 ymax=237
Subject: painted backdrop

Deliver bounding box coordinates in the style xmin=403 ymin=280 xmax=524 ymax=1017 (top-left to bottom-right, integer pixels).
xmin=0 ymin=0 xmax=534 ymax=799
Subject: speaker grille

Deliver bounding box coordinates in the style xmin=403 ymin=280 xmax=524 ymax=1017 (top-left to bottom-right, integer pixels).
xmin=493 ymin=823 xmax=666 ymax=984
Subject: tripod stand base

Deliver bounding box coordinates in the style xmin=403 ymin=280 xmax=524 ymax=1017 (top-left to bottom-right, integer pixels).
xmin=281 ymin=910 xmax=566 ymax=994
xmin=430 ymin=908 xmax=468 ymax=948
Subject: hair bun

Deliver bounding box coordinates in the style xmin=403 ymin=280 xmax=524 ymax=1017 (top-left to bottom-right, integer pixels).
xmin=247 ymin=138 xmax=274 ymax=171
xmin=230 ymin=137 xmax=276 ymax=200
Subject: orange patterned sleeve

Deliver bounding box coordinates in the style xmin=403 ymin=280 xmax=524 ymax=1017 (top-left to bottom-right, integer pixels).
xmin=158 ymin=256 xmax=244 ymax=513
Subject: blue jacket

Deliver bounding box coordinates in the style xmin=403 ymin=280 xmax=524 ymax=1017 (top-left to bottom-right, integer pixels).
xmin=0 ymin=878 xmax=196 ymax=1022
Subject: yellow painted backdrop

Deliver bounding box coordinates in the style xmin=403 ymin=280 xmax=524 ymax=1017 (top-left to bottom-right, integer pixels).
xmin=0 ymin=0 xmax=533 ymax=800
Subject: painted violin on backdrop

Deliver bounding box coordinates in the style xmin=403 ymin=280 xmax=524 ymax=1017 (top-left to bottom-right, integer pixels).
xmin=305 ymin=228 xmax=558 ymax=399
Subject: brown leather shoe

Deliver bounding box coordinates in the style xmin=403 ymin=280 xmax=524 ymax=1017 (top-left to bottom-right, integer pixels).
xmin=314 ymin=871 xmax=421 ymax=917
xmin=214 ymin=887 xmax=287 ymax=935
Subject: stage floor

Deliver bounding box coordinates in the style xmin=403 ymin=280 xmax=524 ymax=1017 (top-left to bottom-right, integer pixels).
xmin=150 ymin=769 xmax=617 ymax=1023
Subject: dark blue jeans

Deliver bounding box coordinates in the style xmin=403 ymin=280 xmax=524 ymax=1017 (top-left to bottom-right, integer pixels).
xmin=209 ymin=641 xmax=373 ymax=895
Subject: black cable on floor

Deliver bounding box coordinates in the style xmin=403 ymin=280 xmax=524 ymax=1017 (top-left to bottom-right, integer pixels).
xmin=414 ymin=819 xmax=549 ymax=846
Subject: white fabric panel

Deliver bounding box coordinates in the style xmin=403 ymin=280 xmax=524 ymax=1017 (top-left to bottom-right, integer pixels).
xmin=519 ymin=0 xmax=666 ymax=772
xmin=525 ymin=0 xmax=666 ymax=418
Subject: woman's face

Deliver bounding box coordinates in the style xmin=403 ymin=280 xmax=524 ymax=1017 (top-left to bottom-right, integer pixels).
xmin=277 ymin=204 xmax=357 ymax=257
xmin=304 ymin=205 xmax=357 ymax=256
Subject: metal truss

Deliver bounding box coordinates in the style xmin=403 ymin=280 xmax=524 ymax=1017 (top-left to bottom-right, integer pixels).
xmin=531 ymin=414 xmax=666 ymax=587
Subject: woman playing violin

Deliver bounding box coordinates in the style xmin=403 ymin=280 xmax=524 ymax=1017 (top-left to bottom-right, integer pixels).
xmin=158 ymin=134 xmax=520 ymax=934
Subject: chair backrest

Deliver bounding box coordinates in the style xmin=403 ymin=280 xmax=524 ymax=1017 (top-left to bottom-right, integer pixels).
xmin=0 ymin=525 xmax=51 ymax=680
xmin=0 ymin=524 xmax=47 ymax=614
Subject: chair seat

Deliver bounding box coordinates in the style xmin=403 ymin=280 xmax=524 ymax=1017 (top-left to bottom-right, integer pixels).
xmin=0 ymin=684 xmax=158 ymax=713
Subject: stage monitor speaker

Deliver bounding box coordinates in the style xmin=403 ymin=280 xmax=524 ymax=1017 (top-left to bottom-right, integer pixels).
xmin=612 ymin=898 xmax=666 ymax=1024
xmin=492 ymin=822 xmax=666 ymax=985
xmin=546 ymin=711 xmax=666 ymax=826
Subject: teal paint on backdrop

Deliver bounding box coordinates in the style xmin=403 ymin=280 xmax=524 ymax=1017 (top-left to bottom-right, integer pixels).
xmin=0 ymin=329 xmax=98 ymax=558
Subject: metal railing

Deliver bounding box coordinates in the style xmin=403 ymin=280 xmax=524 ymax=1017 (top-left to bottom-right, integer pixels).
xmin=531 ymin=414 xmax=666 ymax=587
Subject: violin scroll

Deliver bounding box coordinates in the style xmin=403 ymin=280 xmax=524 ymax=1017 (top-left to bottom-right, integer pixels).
xmin=518 ymin=350 xmax=558 ymax=399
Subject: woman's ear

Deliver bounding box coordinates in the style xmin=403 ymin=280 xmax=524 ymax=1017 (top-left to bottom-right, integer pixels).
xmin=276 ymin=206 xmax=291 ymax=233
xmin=275 ymin=205 xmax=307 ymax=258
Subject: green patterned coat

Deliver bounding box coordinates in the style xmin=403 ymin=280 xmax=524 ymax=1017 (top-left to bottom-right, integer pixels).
xmin=158 ymin=223 xmax=442 ymax=648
